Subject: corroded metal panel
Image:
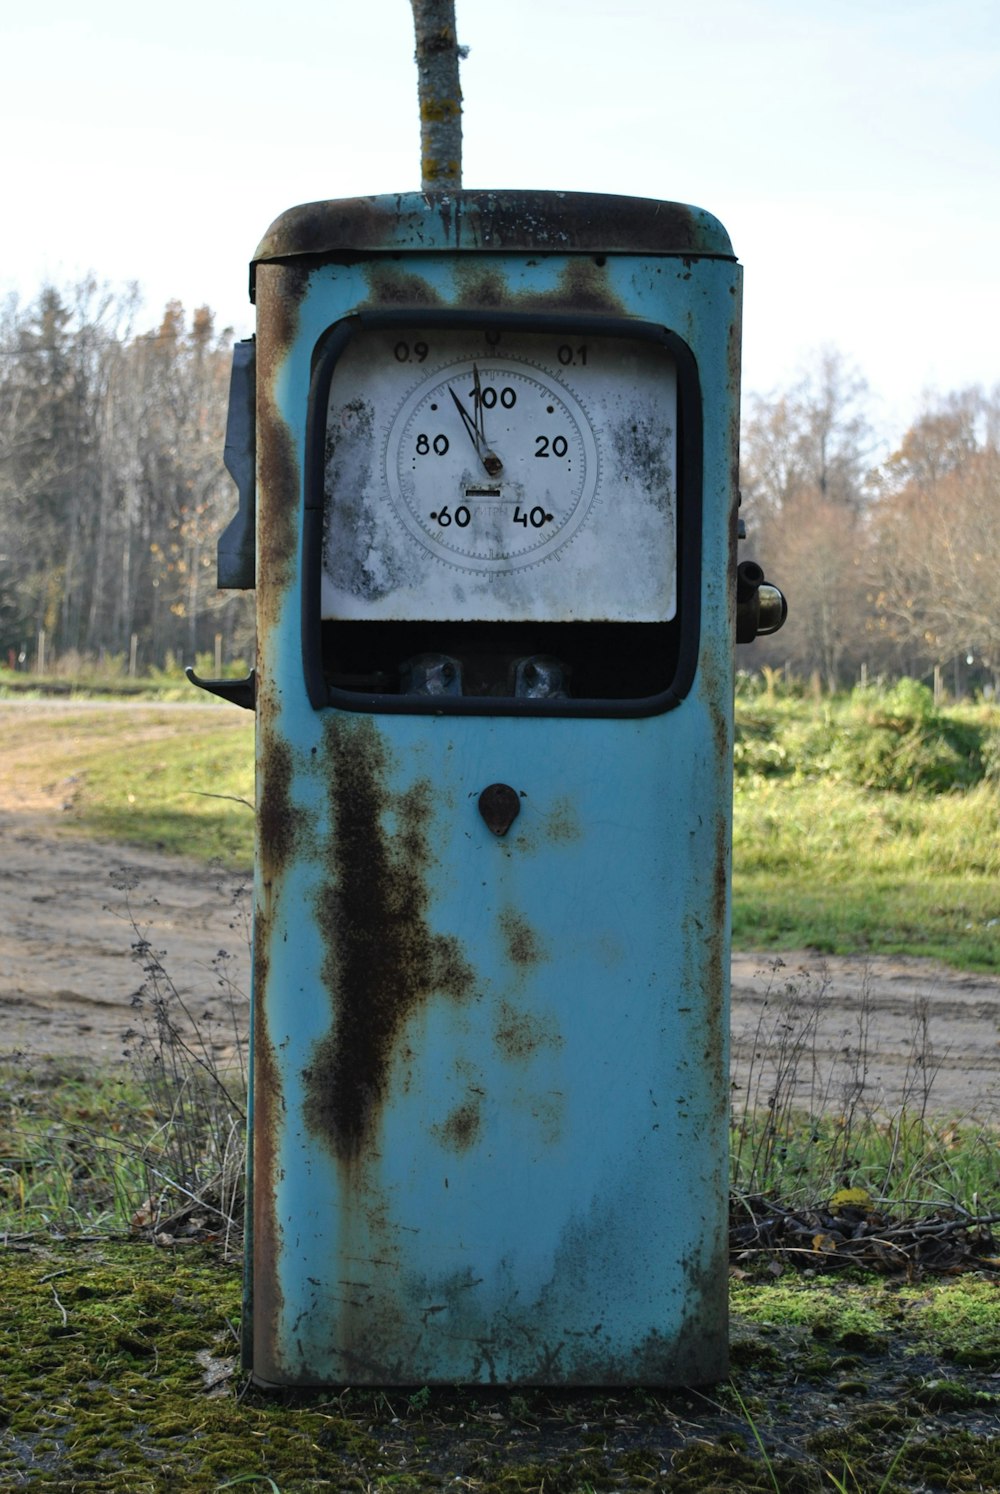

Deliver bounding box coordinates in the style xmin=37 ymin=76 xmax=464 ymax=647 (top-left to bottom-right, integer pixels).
xmin=251 ymin=190 xmax=735 ymax=284
xmin=247 ymin=192 xmax=739 ymax=1386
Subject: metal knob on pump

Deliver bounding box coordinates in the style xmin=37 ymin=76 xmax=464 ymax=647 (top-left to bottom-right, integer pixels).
xmin=735 ymin=559 xmax=788 ymax=643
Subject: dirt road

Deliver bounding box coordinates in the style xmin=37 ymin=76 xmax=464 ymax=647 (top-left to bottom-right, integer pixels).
xmin=0 ymin=808 xmax=250 ymax=1065
xmin=1 ymin=732 xmax=998 ymax=1116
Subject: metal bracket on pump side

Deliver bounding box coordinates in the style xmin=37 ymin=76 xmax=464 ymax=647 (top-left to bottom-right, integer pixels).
xmin=736 ymin=560 xmax=788 ymax=643
xmin=217 ymin=339 xmax=256 ymax=590
xmin=185 ymin=666 xmax=256 ymax=710
xmin=185 ymin=340 xmax=257 ymax=709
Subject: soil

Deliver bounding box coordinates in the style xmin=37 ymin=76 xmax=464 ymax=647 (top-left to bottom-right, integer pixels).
xmin=730 ymin=948 xmax=1000 ymax=1122
xmin=1 ymin=749 xmax=999 ymax=1118
xmin=0 ymin=807 xmax=251 ymax=1066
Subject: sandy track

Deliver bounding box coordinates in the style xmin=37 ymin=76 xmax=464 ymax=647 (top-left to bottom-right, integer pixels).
xmin=731 ymin=948 xmax=1000 ymax=1122
xmin=1 ymin=800 xmax=998 ymax=1117
xmin=0 ymin=810 xmax=251 ymax=1065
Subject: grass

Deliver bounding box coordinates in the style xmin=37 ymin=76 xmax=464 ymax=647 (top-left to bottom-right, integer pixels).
xmin=0 ymin=1054 xmax=246 ymax=1244
xmin=0 ymin=699 xmax=254 ymax=866
xmin=0 ymin=1064 xmax=146 ymax=1233
xmin=1 ymin=678 xmax=997 ymax=1236
xmin=7 ymin=1061 xmax=994 ymax=1244
xmin=733 ymin=680 xmax=1000 ymax=971
xmin=75 ymin=713 xmax=254 ymax=866
xmin=729 ymin=957 xmax=1000 ymax=1243
xmin=733 ymin=775 xmax=1000 ymax=968
xmin=0 ymin=870 xmax=251 ymax=1242
xmin=3 ymin=916 xmax=997 ymax=1241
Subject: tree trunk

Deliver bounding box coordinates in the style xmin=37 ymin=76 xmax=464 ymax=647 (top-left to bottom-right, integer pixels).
xmin=411 ymin=0 xmax=464 ymax=190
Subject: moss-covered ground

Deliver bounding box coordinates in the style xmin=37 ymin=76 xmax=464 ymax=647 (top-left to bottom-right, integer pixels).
xmin=3 ymin=1239 xmax=1000 ymax=1491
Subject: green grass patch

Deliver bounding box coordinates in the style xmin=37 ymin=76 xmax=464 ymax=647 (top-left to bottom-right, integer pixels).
xmin=0 ymin=1063 xmax=148 ymax=1234
xmin=732 ymin=683 xmax=1000 ymax=971
xmin=0 ymin=702 xmax=254 ymax=867
xmin=731 ymin=1104 xmax=1000 ymax=1219
xmin=0 ymin=1049 xmax=247 ymax=1239
xmin=75 ymin=721 xmax=255 ymax=866
xmin=733 ymin=776 xmax=1000 ymax=968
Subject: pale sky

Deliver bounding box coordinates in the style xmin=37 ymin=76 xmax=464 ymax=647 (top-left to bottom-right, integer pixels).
xmin=3 ymin=0 xmax=997 ymax=444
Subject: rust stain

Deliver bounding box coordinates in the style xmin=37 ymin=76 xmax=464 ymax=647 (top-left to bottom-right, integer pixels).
xmin=494 ymin=999 xmax=562 ymax=1062
xmin=451 ymin=256 xmax=626 ymax=317
xmin=727 ymin=309 xmax=743 ymax=509
xmin=364 ymin=266 xmax=445 ymax=306
xmin=249 ymin=717 xmax=306 ymax=1374
xmin=253 ymin=192 xmax=733 ymax=266
xmin=497 ymin=907 xmax=548 ymax=968
xmin=691 ymin=630 xmax=734 ymax=1123
xmin=543 ymin=794 xmax=582 ymax=845
xmin=254 ymin=261 xmax=309 ymax=642
xmin=361 ymin=256 xmax=625 ymax=318
xmin=531 ymin=1092 xmax=564 ymax=1146
xmin=432 ymin=1097 xmax=482 ymax=1153
xmin=305 ymin=714 xmax=476 ymax=1162
xmin=452 ymin=267 xmax=510 ymax=308
xmin=248 ymin=903 xmax=285 ymax=1376
xmin=706 ymin=804 xmax=730 ymax=1111
xmin=257 ymin=725 xmax=305 ymax=877
xmin=726 ymin=301 xmax=743 ymax=641
xmin=548 ymin=258 xmax=622 ymax=314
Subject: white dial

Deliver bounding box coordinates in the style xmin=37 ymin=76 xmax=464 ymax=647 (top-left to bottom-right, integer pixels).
xmin=386 ymin=358 xmax=599 ymax=571
xmin=322 ymin=326 xmax=678 ymax=624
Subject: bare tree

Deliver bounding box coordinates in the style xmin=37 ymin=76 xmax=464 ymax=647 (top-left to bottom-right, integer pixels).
xmin=754 ymin=495 xmax=873 ymax=691
xmin=0 ymin=285 xmax=252 ymax=673
xmin=742 ymin=348 xmax=876 ymax=523
xmin=741 ymin=349 xmax=878 ymax=688
xmin=871 ymin=389 xmax=1000 ymax=690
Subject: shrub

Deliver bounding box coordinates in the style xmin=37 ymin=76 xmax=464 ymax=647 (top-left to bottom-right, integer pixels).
xmin=734 ymin=680 xmax=996 ymax=794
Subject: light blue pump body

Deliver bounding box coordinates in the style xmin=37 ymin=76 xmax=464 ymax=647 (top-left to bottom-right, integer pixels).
xmin=242 ymin=191 xmax=740 ymax=1386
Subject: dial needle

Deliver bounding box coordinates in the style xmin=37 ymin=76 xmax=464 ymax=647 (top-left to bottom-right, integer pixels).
xmin=472 ymin=365 xmax=504 ymax=476
xmin=449 ymin=377 xmax=503 ymax=477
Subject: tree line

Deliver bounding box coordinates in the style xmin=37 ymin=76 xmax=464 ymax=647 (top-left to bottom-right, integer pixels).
xmin=0 ymin=280 xmax=251 ymax=675
xmin=742 ymin=351 xmax=999 ymax=696
xmin=1 ymin=281 xmax=996 ymax=693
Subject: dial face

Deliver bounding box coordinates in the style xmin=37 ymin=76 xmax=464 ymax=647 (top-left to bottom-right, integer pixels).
xmin=386 ymin=358 xmax=599 ymax=570
xmin=322 ymin=326 xmax=678 ymax=623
